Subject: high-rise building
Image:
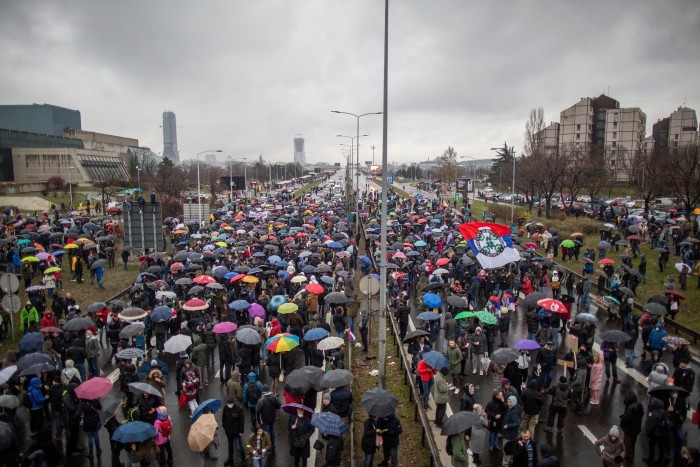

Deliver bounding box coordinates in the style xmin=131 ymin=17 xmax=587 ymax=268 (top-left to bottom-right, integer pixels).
xmin=293 ymin=134 xmax=305 ymax=165
xmin=652 ymin=106 xmax=698 ymax=149
xmin=162 ymin=111 xmax=179 ymax=164
xmin=0 ymin=103 xmax=81 ymax=137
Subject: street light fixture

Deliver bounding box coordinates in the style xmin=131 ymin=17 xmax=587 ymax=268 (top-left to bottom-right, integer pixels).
xmin=490 ymin=146 xmax=516 ymax=223
xmin=196 ymin=149 xmax=222 ymax=226
xmin=68 ymin=166 xmax=75 ymax=211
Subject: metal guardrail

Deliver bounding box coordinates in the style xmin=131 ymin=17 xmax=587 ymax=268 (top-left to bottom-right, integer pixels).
xmin=358 ymin=216 xmax=444 ymax=466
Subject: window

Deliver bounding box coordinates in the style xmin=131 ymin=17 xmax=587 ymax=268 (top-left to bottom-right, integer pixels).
xmin=576 ymin=124 xmax=581 ymax=131
xmin=612 ymin=142 xmax=617 ymax=148
xmin=613 ymin=132 xmax=617 ymax=139
xmin=675 ymin=134 xmax=679 ymax=140
xmin=576 ymin=133 xmax=580 ymax=140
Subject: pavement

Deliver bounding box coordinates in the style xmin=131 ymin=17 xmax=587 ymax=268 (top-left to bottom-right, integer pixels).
xmin=1 ymin=196 xmax=52 ymax=211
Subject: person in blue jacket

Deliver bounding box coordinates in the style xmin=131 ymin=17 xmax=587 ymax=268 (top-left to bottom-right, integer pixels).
xmin=243 ymin=372 xmax=263 ymax=423
xmin=647 ymin=322 xmax=668 ymax=353
xmin=27 ymin=377 xmax=47 ymax=435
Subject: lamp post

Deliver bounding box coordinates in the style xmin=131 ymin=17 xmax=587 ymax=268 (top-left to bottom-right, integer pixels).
xmin=331 ymin=110 xmax=382 ymax=234
xmin=196 ymin=149 xmax=222 ymax=226
xmin=135 ymin=165 xmax=142 ymax=190
xmin=491 ymin=146 xmax=516 ymax=223
xmin=68 ymin=166 xmax=74 ymax=211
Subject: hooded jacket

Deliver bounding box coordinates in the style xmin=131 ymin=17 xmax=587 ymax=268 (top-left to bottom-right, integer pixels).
xmin=594 ymin=425 xmax=625 ymax=466
xmin=27 ymin=377 xmax=47 ymax=410
xmin=66 ymin=339 xmax=86 ymax=364
xmin=222 ymin=402 xmax=245 ymax=437
xmin=226 ymin=371 xmax=243 ymax=402
xmin=502 ymin=396 xmax=522 ymax=440
xmin=647 ymin=363 xmax=669 ymax=392
xmin=548 ymin=380 xmax=570 ymax=408
xmin=647 ymin=323 xmax=668 ymax=351
xmin=619 ymin=390 xmax=644 ymax=437
xmin=521 ymin=380 xmax=545 ymax=415
xmin=646 ymin=397 xmax=668 ymax=437
xmin=330 ymin=386 xmax=354 ymax=418
xmin=255 ymin=389 xmax=282 ymax=425
xmin=243 ymin=373 xmax=263 ymax=409
xmin=537 ymin=442 xmax=560 ymax=467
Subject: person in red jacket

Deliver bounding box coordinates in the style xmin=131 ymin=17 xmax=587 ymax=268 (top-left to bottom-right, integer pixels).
xmin=95 ymin=307 xmax=109 ymax=348
xmin=40 ymin=310 xmax=56 ymax=329
xmin=417 ymin=358 xmax=436 ymax=410
xmin=521 ymin=275 xmax=533 ymax=296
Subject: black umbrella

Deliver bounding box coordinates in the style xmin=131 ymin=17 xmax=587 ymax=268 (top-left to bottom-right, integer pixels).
xmin=86 ymin=302 xmax=107 ymax=314
xmin=324 ymin=292 xmax=348 ymax=305
xmin=422 ymin=282 xmax=443 ymax=292
xmin=440 ymin=410 xmax=482 ymax=436
xmin=108 ymin=299 xmax=129 ymax=310
xmin=617 ymin=287 xmax=635 ymax=298
xmin=360 ymin=388 xmax=399 ymax=418
xmin=446 ymin=295 xmax=467 ymax=308
xmin=90 ymin=259 xmax=107 ymax=270
xmin=490 ymin=347 xmax=519 ymax=364
xmin=63 ymin=317 xmax=96 ymax=331
xmin=320 ymin=369 xmax=354 ymax=389
xmin=284 ymin=366 xmax=325 ymax=394
xmin=100 ymin=400 xmax=123 ymax=427
xmin=599 ymin=330 xmax=632 ymax=343
xmin=522 ymin=292 xmax=546 ymax=310
xmin=19 ymin=361 xmax=56 ymax=376
xmin=402 ymin=329 xmax=430 ymax=343
xmin=648 ymin=385 xmax=689 ymax=397
xmin=647 ymin=295 xmax=669 ymax=307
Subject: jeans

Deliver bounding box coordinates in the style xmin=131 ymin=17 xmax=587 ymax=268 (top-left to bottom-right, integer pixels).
xmin=382 ymin=446 xmax=398 ymax=466
xmin=625 ymin=348 xmax=634 ymax=367
xmin=421 ymin=380 xmax=433 ymax=407
xmin=86 ymin=430 xmax=100 ymax=455
xmin=263 ymin=422 xmax=276 ymax=446
xmin=75 ymin=362 xmax=86 ymax=381
xmin=220 ymin=360 xmax=232 ymax=382
xmin=604 ymin=359 xmax=618 ymax=379
xmin=226 ymin=434 xmax=245 ymax=463
xmin=547 ymin=406 xmax=566 ymax=429
xmin=88 ymin=357 xmax=99 ymax=378
xmin=363 ymin=453 xmax=375 ymax=467
xmin=489 ymin=430 xmax=499 ymax=449
xmin=551 ymin=328 xmax=560 ymax=350
xmin=346 ymin=316 xmax=356 ymax=332
xmin=52 ymin=411 xmax=64 ymax=439
xmin=252 ymin=459 xmax=265 ymax=467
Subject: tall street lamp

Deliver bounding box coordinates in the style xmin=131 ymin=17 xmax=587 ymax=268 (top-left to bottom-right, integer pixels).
xmin=490 ymin=146 xmax=516 ymax=223
xmin=135 ymin=165 xmax=142 ymax=190
xmin=331 ymin=110 xmax=382 ymax=233
xmin=68 ymin=166 xmax=75 ymax=211
xmin=196 ymin=149 xmax=222 ymax=226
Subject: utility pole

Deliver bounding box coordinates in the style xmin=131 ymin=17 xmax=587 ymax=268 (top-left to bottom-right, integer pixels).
xmin=378 ymin=0 xmax=389 ymax=390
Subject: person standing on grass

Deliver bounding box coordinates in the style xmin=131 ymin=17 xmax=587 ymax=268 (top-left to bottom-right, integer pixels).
xmin=376 ymin=411 xmax=402 ymax=467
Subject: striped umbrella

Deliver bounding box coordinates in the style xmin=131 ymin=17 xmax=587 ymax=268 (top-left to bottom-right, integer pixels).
xmin=265 ymin=333 xmax=300 ymax=352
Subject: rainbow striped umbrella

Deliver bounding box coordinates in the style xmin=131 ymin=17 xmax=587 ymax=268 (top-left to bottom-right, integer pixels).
xmin=266 ymin=333 xmax=300 ymax=352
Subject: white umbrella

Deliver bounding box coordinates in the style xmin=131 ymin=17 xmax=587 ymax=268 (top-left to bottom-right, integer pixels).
xmin=675 ymin=263 xmax=691 ymax=273
xmin=164 ymin=334 xmax=192 ymax=354
xmin=317 ymin=336 xmax=345 ymax=351
xmin=433 ymin=268 xmax=449 ymax=275
xmin=291 ymin=275 xmax=308 ymax=284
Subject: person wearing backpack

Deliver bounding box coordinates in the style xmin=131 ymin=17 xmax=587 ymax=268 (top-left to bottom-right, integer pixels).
xmin=75 ymin=397 xmax=102 ymax=461
xmin=154 ymin=406 xmax=173 ymax=466
xmin=645 ymin=397 xmax=671 ymax=466
xmin=256 ymin=384 xmax=282 ymax=452
xmin=243 ymin=372 xmax=263 ymax=423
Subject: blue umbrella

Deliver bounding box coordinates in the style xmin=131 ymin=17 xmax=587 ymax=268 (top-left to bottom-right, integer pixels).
xmin=18 ymin=333 xmax=44 ymax=355
xmin=269 ymin=295 xmax=287 ymax=311
xmin=311 ymin=412 xmax=348 ymax=436
xmin=416 ymin=311 xmax=440 ymax=321
xmin=268 ymin=255 xmax=282 ymax=265
xmin=177 ymin=241 xmax=189 ymax=246
xmin=277 ymin=271 xmax=290 ymax=280
xmin=112 ymin=421 xmax=156 ymax=443
xmin=190 ymin=398 xmax=222 ymax=424
xmin=422 ymin=293 xmax=442 ymax=309
xmin=575 ymin=313 xmax=599 ymax=323
xmin=320 ymin=276 xmax=336 ymax=285
xmin=303 ymin=327 xmax=329 ymax=341
xmin=150 ymin=306 xmax=172 ymax=323
xmin=327 ymin=241 xmax=343 ymax=249
xmin=212 ymin=268 xmax=230 ymax=279
xmin=275 ymin=261 xmax=289 ymax=268
xmin=229 ymin=300 xmax=250 ymax=310
xmin=422 ymin=351 xmax=448 ymax=369
xmin=358 ymin=255 xmax=372 ymax=264
xmin=224 ymin=272 xmax=238 ymax=280
xmin=137 ymin=359 xmax=169 ymax=381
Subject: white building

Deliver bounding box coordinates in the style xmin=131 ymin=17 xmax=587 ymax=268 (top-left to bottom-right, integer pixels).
xmin=293 ymin=135 xmax=305 ymax=165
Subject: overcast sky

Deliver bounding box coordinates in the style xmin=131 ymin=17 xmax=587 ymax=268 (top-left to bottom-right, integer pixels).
xmin=2 ymin=1 xmax=699 ymax=166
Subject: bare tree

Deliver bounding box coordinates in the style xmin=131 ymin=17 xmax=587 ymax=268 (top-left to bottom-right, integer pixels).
xmin=514 ymin=156 xmax=538 ymax=212
xmin=560 ymin=145 xmax=587 ymax=214
xmin=637 ymin=147 xmax=670 ymax=214
xmin=523 ymin=107 xmax=546 ymax=158
xmin=531 ymin=150 xmax=567 ymax=218
xmin=667 ymin=145 xmax=700 ymax=213
xmin=437 ymin=146 xmax=459 ymax=185
xmin=580 ymin=149 xmax=610 ymax=207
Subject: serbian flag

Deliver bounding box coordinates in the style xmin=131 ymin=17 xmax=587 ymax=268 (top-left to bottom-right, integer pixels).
xmin=458 ymin=221 xmax=520 ymax=270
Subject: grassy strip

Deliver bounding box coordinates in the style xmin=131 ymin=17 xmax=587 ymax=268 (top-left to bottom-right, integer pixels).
xmin=370 ymin=178 xmax=412 ymax=200
xmin=292 ymin=178 xmax=324 ymax=198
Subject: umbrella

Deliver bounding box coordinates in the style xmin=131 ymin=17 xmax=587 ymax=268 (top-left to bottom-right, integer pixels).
xmin=0 ymin=395 xmax=20 ymax=409
xmin=278 ymin=302 xmax=299 ymax=314
xmin=454 ymin=311 xmax=476 ymax=320
xmin=108 ymin=299 xmax=129 ymax=310
xmin=236 ymin=328 xmax=262 ymax=345
xmin=137 ymin=359 xmax=169 ymax=381
xmin=284 ymin=366 xmax=325 ymax=394
xmin=150 ymin=306 xmax=173 ymax=323
xmin=269 ymin=295 xmax=287 ymax=311
xmin=119 ymin=323 xmax=145 ymax=339
xmin=291 ymin=275 xmax=308 ymax=284
xmin=266 ymin=333 xmax=301 ymax=352
xmin=618 ymin=287 xmax=635 ymax=298
xmin=603 ymin=296 xmax=620 ymax=306
xmin=446 ymin=295 xmax=467 ymax=308
xmin=164 ymin=334 xmax=192 ymax=353
xmin=311 ymin=412 xmax=348 ymax=436
xmin=112 ymin=421 xmax=156 ymax=443
xmin=599 ymin=330 xmax=632 ymax=343
xmin=20 ymin=361 xmax=56 ymax=376
xmin=100 ymin=400 xmax=123 ymax=427
xmin=182 ymin=298 xmax=209 ymax=311
xmin=491 ymin=347 xmax=519 ymax=364
xmin=0 ymin=366 xmax=17 ymax=386
xmin=440 ymin=410 xmax=482 ymax=436
xmin=643 ymin=302 xmax=667 ymax=316
xmin=306 ymin=283 xmax=324 ymax=295
xmin=115 ymin=348 xmax=145 ymax=360
xmin=561 ymin=239 xmax=575 ymax=248
xmin=417 ymin=311 xmax=440 ymax=321
xmin=522 ymin=292 xmax=546 ymax=309
xmin=75 ymin=377 xmax=113 ymax=400
xmin=475 ymin=311 xmax=497 ymax=325
xmin=128 ymin=382 xmax=163 ymax=397
xmin=40 ymin=326 xmax=63 ymax=334
xmin=662 ymin=336 xmax=690 ymax=346
xmin=647 ymin=295 xmax=669 ymax=307
xmin=213 ymin=321 xmax=238 ymax=334
xmin=402 ymin=329 xmax=430 ymax=343
xmin=281 ymin=403 xmax=315 ymax=417
xmin=16 ymin=352 xmax=52 ymax=372
xmin=575 ymin=313 xmax=599 ymax=323
xmin=317 ymin=336 xmax=345 ymax=351
xmin=228 ymin=300 xmax=250 ymax=311
xmin=303 ymin=327 xmax=329 ymax=341
xmin=188 ymin=413 xmax=218 ymax=453
xmin=664 ymin=290 xmax=685 ymax=300
xmin=62 ymin=317 xmax=96 ymax=331
xmin=422 ymin=293 xmax=442 ymax=309
xmin=191 ymin=399 xmax=222 ymax=424
xmin=324 ymin=292 xmax=348 ymax=304
xmin=321 ymin=369 xmax=354 ymax=389
xmin=648 ymin=385 xmax=689 ymax=397
xmin=86 ymin=302 xmax=107 ymax=313
xmin=247 ymin=303 xmax=266 ymax=320
xmin=90 ymin=259 xmax=107 ymax=270
xmin=18 ymin=332 xmax=45 ymax=354
xmin=536 ymin=299 xmax=566 ymax=313
xmin=119 ymin=307 xmax=148 ymax=321
xmin=513 ymin=340 xmax=540 ymax=350
xmin=598 ymin=258 xmax=615 ymax=265
xmin=422 ymin=351 xmax=448 ymax=369
xmin=361 ymin=388 xmax=399 ymax=418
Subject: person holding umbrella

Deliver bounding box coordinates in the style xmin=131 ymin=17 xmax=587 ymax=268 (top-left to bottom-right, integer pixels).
xmin=75 ymin=395 xmax=102 ymax=461
xmin=376 ymin=411 xmax=402 ymax=467
xmin=361 ymin=415 xmax=379 ymax=467
xmin=287 ymin=404 xmax=314 ymax=467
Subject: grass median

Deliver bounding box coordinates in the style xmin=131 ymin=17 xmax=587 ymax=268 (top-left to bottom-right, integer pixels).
xmin=292 ymin=178 xmax=324 ymax=198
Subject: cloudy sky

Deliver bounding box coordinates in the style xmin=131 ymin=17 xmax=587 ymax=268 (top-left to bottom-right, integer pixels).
xmin=2 ymin=1 xmax=699 ymax=166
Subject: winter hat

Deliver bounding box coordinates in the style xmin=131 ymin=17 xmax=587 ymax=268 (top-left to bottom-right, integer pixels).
xmin=507 ymin=396 xmax=517 ymax=406
xmin=559 ymin=376 xmax=567 ymax=384
xmin=323 ymin=393 xmax=332 ymax=401
xmin=608 ymin=425 xmax=620 ymax=438
xmin=156 ymin=406 xmax=168 ymax=420
xmin=439 ymin=367 xmax=449 ymax=376
xmin=151 ymin=359 xmax=158 ymax=367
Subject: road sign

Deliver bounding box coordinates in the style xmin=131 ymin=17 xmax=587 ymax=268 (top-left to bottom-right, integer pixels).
xmin=359 ymin=276 xmax=380 ymax=296
xmin=2 ymin=294 xmax=21 ymax=314
xmin=0 ymin=273 xmax=19 ymax=294
xmin=123 ymin=201 xmax=164 ymax=250
xmin=456 ymin=178 xmax=474 ymax=192
xmin=388 ymin=171 xmax=394 ymax=185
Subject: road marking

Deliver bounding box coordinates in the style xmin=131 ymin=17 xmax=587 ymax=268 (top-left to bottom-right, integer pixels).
xmin=108 ymin=368 xmax=120 ymax=384
xmin=578 ymin=424 xmax=599 ymax=445
xmin=591 ymin=341 xmax=649 ymax=388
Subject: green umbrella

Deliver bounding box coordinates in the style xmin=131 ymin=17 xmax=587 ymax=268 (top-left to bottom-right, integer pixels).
xmin=561 ymin=239 xmax=575 ymax=248
xmin=475 ymin=311 xmax=497 ymax=325
xmin=454 ymin=311 xmax=476 ymax=320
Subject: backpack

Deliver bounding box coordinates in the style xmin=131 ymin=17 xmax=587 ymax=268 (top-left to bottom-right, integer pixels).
xmin=445 ymin=435 xmax=453 ymax=456
xmin=22 ymin=391 xmax=32 ymax=409
xmin=246 ymin=382 xmax=260 ymax=404
xmin=655 ymin=411 xmax=671 ymax=436
xmin=159 ymin=418 xmax=172 ymax=437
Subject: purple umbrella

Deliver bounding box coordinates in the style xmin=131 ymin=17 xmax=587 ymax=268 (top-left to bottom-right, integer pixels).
xmin=281 ymin=403 xmax=314 ymax=417
xmin=248 ymin=303 xmax=266 ymax=320
xmin=513 ymin=339 xmax=541 ymax=350
xmin=213 ymin=321 xmax=238 ymax=334
xmin=36 ymin=252 xmax=51 ymax=261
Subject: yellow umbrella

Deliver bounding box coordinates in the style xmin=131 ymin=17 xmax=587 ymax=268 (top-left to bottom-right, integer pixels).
xmin=187 ymin=413 xmax=217 ymax=453
xmin=278 ymin=303 xmax=299 ymax=314
xmin=63 ymin=244 xmax=79 ymax=250
xmin=694 ymin=207 xmax=700 ymax=215
xmin=44 ymin=267 xmax=61 ymax=274
xmin=223 ymin=226 xmax=233 ymax=231
xmin=242 ymin=275 xmax=259 ymax=284
xmin=74 ymin=237 xmax=90 ymax=244
xmin=21 ymin=256 xmax=39 ymax=263
xmin=215 ymin=242 xmax=227 ymax=247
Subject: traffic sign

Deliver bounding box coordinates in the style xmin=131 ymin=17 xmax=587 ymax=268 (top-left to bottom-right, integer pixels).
xmin=2 ymin=294 xmax=21 ymax=314
xmin=0 ymin=274 xmax=19 ymax=294
xmin=359 ymin=276 xmax=380 ymax=296
xmin=388 ymin=171 xmax=394 ymax=185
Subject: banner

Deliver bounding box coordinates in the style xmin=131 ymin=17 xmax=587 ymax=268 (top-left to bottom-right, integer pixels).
xmin=457 ymin=222 xmax=520 ymax=269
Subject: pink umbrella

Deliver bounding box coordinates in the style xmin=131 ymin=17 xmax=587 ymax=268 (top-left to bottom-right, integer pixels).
xmin=213 ymin=321 xmax=238 ymax=334
xmin=36 ymin=252 xmax=51 ymax=261
xmin=75 ymin=377 xmax=112 ymax=400
xmin=248 ymin=303 xmax=266 ymax=320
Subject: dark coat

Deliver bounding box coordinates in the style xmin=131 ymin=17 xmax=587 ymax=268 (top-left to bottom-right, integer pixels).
xmin=511 ymin=437 xmax=539 ymax=467
xmin=361 ymin=417 xmax=378 ymax=454
xmin=521 ymin=385 xmax=545 ymax=416
xmin=619 ymin=390 xmax=644 ymax=437
xmin=222 ymin=403 xmax=245 ymax=437
xmin=377 ymin=413 xmax=402 ymax=449
xmin=330 ymin=386 xmax=353 ymax=418
xmin=537 ymin=442 xmax=560 ymax=467
xmin=288 ymin=415 xmax=313 ymax=459
xmin=324 ymin=435 xmax=344 ymax=465
xmin=76 ymin=399 xmax=102 ymax=432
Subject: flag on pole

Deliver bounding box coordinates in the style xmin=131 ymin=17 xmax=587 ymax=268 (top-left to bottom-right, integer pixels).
xmin=458 ymin=221 xmax=520 ymax=270
xmin=345 ymin=329 xmax=356 ymax=342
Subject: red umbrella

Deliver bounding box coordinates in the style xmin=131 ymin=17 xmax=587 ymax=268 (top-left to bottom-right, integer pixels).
xmin=306 ymin=283 xmax=324 ymax=295
xmin=193 ymin=275 xmax=216 ymax=285
xmin=627 ymin=235 xmax=640 ymax=240
xmin=182 ymin=298 xmax=209 ymax=311
xmin=598 ymin=258 xmax=615 ymax=265
xmin=229 ymin=274 xmax=244 ymax=283
xmin=170 ymin=262 xmax=185 ymax=271
xmin=75 ymin=377 xmax=112 ymax=400
xmin=40 ymin=326 xmax=63 ymax=334
xmin=665 ymin=290 xmax=685 ymax=300
xmin=435 ymin=258 xmax=449 ymax=266
xmin=536 ymin=298 xmax=567 ymax=313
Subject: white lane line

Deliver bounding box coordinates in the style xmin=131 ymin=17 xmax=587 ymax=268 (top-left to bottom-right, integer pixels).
xmin=578 ymin=424 xmax=599 ymax=445
xmin=590 ymin=342 xmax=648 ymax=388
xmin=108 ymin=368 xmax=120 ymax=384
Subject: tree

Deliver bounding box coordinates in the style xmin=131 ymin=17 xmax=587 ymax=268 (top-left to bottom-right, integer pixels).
xmin=580 ymin=148 xmax=610 ymax=207
xmin=637 ymin=147 xmax=670 ymax=214
xmin=523 ymin=107 xmax=546 ymax=158
xmin=436 ymin=146 xmax=459 ymax=186
xmin=530 ymin=150 xmax=567 ymax=218
xmin=514 ymin=156 xmax=539 ymax=212
xmin=489 ymin=142 xmax=515 ymax=190
xmin=560 ymin=145 xmax=587 ymax=214
xmin=46 ymin=176 xmax=65 ymax=197
xmin=667 ymin=145 xmax=700 ymax=213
